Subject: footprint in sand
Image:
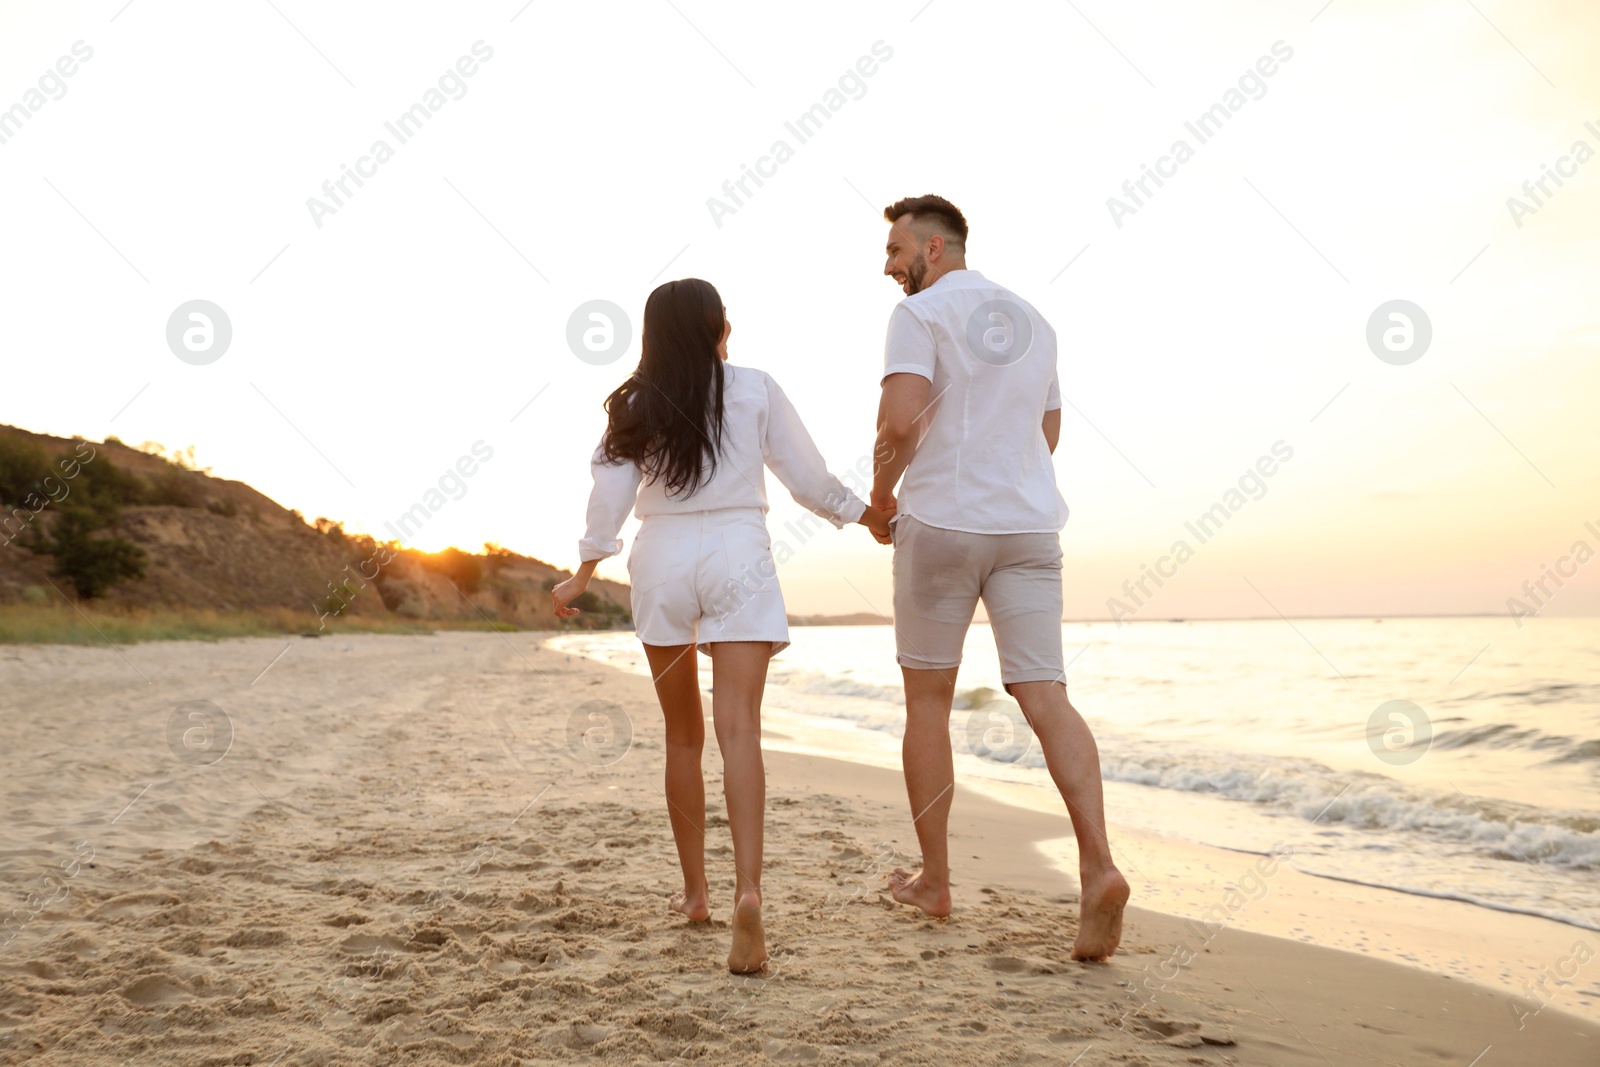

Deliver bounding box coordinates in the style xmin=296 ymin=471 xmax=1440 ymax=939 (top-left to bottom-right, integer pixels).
xmin=564 ymin=1022 xmax=611 ymax=1048
xmin=635 ymin=1009 xmax=703 ymax=1041
xmin=1047 ymin=1028 xmax=1095 ymax=1046
xmin=121 ymin=974 xmax=194 ymax=1007
xmin=337 ymin=933 xmax=417 ymax=955
xmin=90 ymin=892 xmax=183 ymax=921
xmin=762 ymin=1040 xmax=821 ymax=1063
xmin=361 ymin=996 xmax=413 ymax=1024
xmin=1133 ymin=1017 xmax=1234 ymax=1047
xmin=222 ymin=928 xmax=289 ymax=948
xmin=985 ymin=955 xmax=1065 ymax=975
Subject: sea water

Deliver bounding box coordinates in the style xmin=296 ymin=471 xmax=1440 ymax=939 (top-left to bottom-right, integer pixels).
xmin=550 ymin=617 xmax=1600 ymax=933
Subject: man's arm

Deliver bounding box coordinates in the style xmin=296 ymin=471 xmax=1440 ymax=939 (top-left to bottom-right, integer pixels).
xmin=872 ymin=371 xmax=932 ymax=509
xmin=1042 ymin=408 xmax=1061 ymax=454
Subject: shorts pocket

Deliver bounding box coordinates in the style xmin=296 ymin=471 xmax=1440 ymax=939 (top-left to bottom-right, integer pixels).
xmin=714 ymin=522 xmax=778 ymax=619
xmin=626 ymin=530 xmax=670 ymax=594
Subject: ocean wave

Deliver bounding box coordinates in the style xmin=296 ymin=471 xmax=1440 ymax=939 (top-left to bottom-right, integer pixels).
xmin=1442 ymin=682 xmax=1600 ymax=707
xmin=1429 ymin=720 xmax=1600 ymax=765
xmin=1496 ymin=682 xmax=1600 ymax=705
xmin=767 ymin=669 xmax=905 ymax=705
xmin=1552 ymin=739 xmax=1600 ymax=764
xmin=1093 ymin=748 xmax=1600 ymax=872
xmin=767 ymin=670 xmax=1002 ymax=712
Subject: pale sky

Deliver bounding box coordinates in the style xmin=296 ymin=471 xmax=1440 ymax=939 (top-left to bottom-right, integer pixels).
xmin=3 ymin=0 xmax=1597 ymax=620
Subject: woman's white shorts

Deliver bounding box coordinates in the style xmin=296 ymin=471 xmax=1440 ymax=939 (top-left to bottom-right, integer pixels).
xmin=626 ymin=508 xmax=790 ymax=657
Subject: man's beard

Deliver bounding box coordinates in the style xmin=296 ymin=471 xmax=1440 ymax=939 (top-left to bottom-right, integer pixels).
xmin=905 ymin=255 xmax=929 ymax=294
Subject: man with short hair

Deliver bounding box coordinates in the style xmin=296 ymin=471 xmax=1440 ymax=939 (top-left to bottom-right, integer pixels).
xmin=870 ymin=194 xmax=1129 ymax=960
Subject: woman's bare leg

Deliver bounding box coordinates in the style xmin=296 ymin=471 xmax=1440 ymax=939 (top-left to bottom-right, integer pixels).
xmin=707 ymin=641 xmax=771 ymax=973
xmin=642 ymin=643 xmax=709 ymax=921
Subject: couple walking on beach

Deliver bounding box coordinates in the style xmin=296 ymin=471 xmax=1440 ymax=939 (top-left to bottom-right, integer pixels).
xmin=551 ymin=195 xmax=1130 ymax=974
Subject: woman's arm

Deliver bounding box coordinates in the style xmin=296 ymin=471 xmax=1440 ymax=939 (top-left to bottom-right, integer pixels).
xmin=551 ymin=559 xmax=599 ymax=618
xmin=577 ymin=443 xmax=644 ymax=562
xmin=761 ymin=373 xmax=869 ymax=528
xmin=558 ymin=442 xmax=642 ymax=617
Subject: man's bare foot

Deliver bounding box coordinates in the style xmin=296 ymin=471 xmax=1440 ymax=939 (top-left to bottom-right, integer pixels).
xmin=1071 ymin=867 xmax=1130 ymax=961
xmin=670 ymin=889 xmax=710 ymax=922
xmin=727 ymin=890 xmax=767 ymax=974
xmin=888 ymin=867 xmax=952 ymax=918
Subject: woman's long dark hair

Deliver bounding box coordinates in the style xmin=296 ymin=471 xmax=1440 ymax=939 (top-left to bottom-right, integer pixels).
xmin=601 ymin=278 xmax=727 ymax=497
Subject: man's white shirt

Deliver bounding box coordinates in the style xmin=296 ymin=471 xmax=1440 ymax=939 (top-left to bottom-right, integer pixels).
xmin=882 ymin=268 xmax=1068 ymax=535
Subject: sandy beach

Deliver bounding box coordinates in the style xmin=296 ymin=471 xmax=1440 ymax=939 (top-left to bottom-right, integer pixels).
xmin=1 ymin=631 xmax=1596 ymax=1066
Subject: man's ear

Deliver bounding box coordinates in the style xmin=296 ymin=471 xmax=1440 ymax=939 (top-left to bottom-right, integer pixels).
xmin=926 ymin=233 xmax=944 ymax=262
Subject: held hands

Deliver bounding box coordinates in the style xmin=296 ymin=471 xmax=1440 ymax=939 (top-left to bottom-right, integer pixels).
xmin=866 ymin=489 xmax=898 ymax=544
xmin=859 ymin=502 xmax=895 ymax=546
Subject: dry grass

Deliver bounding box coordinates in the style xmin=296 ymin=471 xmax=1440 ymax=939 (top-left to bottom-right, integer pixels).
xmin=0 ymin=602 xmax=524 ymax=645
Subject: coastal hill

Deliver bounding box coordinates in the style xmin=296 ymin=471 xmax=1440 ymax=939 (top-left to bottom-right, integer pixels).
xmin=0 ymin=424 xmax=630 ymax=631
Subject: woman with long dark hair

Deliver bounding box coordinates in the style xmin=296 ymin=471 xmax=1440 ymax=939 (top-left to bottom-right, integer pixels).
xmin=552 ymin=278 xmax=891 ymax=973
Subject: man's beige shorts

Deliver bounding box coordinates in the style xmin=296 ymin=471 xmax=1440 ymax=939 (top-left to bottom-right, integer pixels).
xmin=891 ymin=515 xmax=1065 ymax=687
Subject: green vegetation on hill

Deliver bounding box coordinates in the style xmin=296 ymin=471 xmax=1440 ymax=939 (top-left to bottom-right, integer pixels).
xmin=1 ymin=436 xmax=149 ymax=597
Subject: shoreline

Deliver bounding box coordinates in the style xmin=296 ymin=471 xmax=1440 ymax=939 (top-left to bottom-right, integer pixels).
xmin=0 ymin=630 xmax=1595 ymax=1065
xmin=766 ymin=745 xmax=1600 ymax=1061
xmin=554 ymin=635 xmax=1600 ymax=1024
xmin=554 ymin=629 xmax=1600 ymax=1020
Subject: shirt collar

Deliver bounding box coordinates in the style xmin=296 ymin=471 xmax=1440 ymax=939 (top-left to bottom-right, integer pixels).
xmin=927 ymin=268 xmax=984 ymax=291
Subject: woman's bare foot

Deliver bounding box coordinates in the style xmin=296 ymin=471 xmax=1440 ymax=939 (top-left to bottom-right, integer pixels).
xmin=1071 ymin=867 xmax=1130 ymax=961
xmin=888 ymin=867 xmax=952 ymax=918
xmin=727 ymin=890 xmax=768 ymax=974
xmin=670 ymin=889 xmax=710 ymax=922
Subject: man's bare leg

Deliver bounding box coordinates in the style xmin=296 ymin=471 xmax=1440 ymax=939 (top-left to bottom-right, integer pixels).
xmin=889 ymin=665 xmax=958 ymax=917
xmin=1008 ymin=680 xmax=1130 ymax=960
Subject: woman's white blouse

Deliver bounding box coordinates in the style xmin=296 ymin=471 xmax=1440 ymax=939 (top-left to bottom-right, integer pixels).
xmin=579 ymin=364 xmax=867 ymax=562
